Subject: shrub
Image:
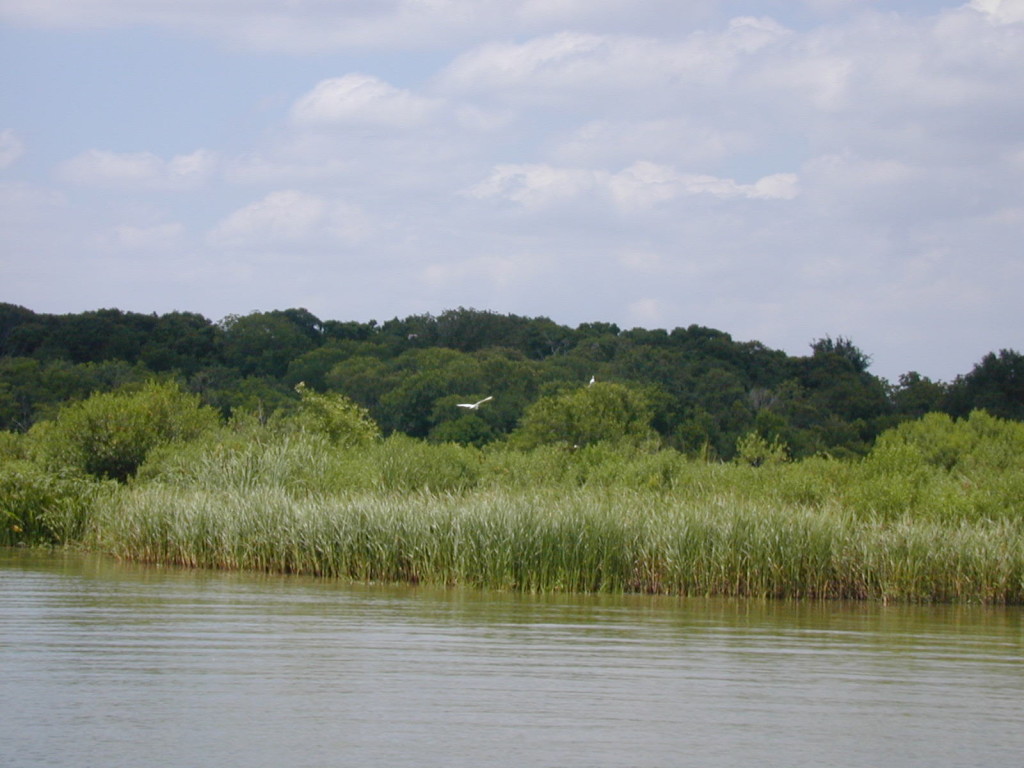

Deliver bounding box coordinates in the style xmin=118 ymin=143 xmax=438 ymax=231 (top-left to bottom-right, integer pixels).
xmin=734 ymin=430 xmax=789 ymax=467
xmin=871 ymin=410 xmax=1024 ymax=474
xmin=0 ymin=430 xmax=26 ymax=461
xmin=28 ymin=380 xmax=220 ymax=481
xmin=290 ymin=382 xmax=380 ymax=446
xmin=370 ymin=434 xmax=482 ymax=493
xmin=848 ymin=410 xmax=1024 ymax=522
xmin=510 ymin=381 xmax=657 ymax=449
xmin=0 ymin=460 xmax=105 ymax=545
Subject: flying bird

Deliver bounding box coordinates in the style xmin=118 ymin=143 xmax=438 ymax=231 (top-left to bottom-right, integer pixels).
xmin=456 ymin=396 xmax=493 ymax=409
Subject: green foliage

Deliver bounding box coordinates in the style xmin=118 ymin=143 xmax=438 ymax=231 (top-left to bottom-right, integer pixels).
xmin=0 ymin=460 xmax=106 ymax=545
xmin=842 ymin=410 xmax=1024 ymax=522
xmin=511 ymin=381 xmax=657 ymax=449
xmin=0 ymin=430 xmax=26 ymax=460
xmin=811 ymin=335 xmax=872 ymax=373
xmin=28 ymin=380 xmax=221 ymax=481
xmin=429 ymin=414 xmax=495 ymax=447
xmin=98 ymin=470 xmax=1024 ymax=602
xmin=291 ymin=382 xmax=380 ymax=446
xmin=219 ymin=310 xmax=319 ymax=378
xmin=869 ymin=410 xmax=1024 ymax=474
xmin=891 ymin=372 xmax=947 ymax=418
xmin=369 ymin=434 xmax=483 ymax=492
xmin=3 ymin=302 xmax=1023 ymax=459
xmin=24 ymin=406 xmax=1024 ymax=602
xmin=945 ymin=349 xmax=1024 ymax=420
xmin=0 ymin=356 xmax=151 ymax=431
xmin=734 ymin=431 xmax=789 ymax=467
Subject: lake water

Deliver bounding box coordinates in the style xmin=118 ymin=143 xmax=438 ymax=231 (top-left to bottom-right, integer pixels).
xmin=2 ymin=549 xmax=1022 ymax=768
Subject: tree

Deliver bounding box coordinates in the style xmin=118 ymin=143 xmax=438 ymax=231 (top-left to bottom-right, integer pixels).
xmin=28 ymin=380 xmax=220 ymax=481
xmin=0 ymin=303 xmax=40 ymax=357
xmin=891 ymin=372 xmax=946 ymax=419
xmin=945 ymin=349 xmax=1024 ymax=420
xmin=140 ymin=312 xmax=219 ymax=374
xmin=291 ymin=382 xmax=380 ymax=446
xmin=810 ymin=335 xmax=872 ymax=373
xmin=429 ymin=413 xmax=495 ymax=447
xmin=219 ymin=311 xmax=317 ymax=378
xmin=326 ymin=355 xmax=395 ymax=412
xmin=800 ymin=340 xmax=890 ymax=451
xmin=734 ymin=430 xmax=789 ymax=467
xmin=510 ymin=381 xmax=657 ymax=449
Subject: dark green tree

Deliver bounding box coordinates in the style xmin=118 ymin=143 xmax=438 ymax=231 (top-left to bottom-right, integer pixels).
xmin=219 ymin=311 xmax=318 ymax=378
xmin=140 ymin=311 xmax=219 ymax=374
xmin=511 ymin=381 xmax=657 ymax=449
xmin=945 ymin=349 xmax=1024 ymax=420
xmin=811 ymin=335 xmax=872 ymax=373
xmin=891 ymin=371 xmax=946 ymax=418
xmin=29 ymin=380 xmax=220 ymax=481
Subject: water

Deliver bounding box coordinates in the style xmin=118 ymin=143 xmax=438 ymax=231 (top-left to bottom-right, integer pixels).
xmin=2 ymin=549 xmax=1022 ymax=768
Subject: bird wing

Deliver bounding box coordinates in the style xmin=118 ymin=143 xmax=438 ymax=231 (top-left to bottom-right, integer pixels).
xmin=456 ymin=396 xmax=493 ymax=408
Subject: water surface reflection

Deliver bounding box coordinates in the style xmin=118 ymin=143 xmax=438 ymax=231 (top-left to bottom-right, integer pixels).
xmin=2 ymin=550 xmax=1021 ymax=767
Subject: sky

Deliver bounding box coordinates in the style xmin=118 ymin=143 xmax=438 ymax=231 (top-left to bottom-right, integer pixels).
xmin=1 ymin=0 xmax=1022 ymax=384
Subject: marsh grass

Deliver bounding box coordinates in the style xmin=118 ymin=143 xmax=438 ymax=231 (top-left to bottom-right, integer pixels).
xmin=17 ymin=411 xmax=1024 ymax=603
xmin=0 ymin=460 xmax=109 ymax=546
xmin=94 ymin=440 xmax=1024 ymax=603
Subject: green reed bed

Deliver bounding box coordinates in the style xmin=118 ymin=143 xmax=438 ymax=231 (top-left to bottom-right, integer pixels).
xmin=92 ymin=478 xmax=1024 ymax=603
xmin=17 ymin=411 xmax=1022 ymax=603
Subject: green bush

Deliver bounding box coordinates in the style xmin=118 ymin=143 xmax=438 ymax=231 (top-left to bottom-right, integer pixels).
xmin=0 ymin=430 xmax=27 ymax=461
xmin=734 ymin=430 xmax=789 ymax=467
xmin=0 ymin=460 xmax=105 ymax=545
xmin=28 ymin=380 xmax=220 ymax=481
xmin=510 ymin=381 xmax=657 ymax=449
xmin=369 ymin=434 xmax=483 ymax=493
xmin=846 ymin=410 xmax=1024 ymax=522
xmin=872 ymin=410 xmax=1024 ymax=474
xmin=290 ymin=382 xmax=380 ymax=446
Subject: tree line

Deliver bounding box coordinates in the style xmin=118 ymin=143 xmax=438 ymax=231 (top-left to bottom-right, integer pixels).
xmin=1 ymin=302 xmax=1021 ymax=459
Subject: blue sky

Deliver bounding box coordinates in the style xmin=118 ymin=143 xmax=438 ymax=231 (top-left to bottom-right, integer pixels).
xmin=2 ymin=0 xmax=1022 ymax=383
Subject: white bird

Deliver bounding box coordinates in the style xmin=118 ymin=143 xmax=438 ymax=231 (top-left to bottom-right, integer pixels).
xmin=588 ymin=375 xmax=596 ymax=387
xmin=456 ymin=396 xmax=493 ymax=409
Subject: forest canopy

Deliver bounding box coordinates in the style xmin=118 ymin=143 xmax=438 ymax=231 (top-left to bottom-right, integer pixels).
xmin=1 ymin=303 xmax=1021 ymax=460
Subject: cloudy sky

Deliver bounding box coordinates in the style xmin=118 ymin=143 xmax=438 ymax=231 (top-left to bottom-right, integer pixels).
xmin=2 ymin=0 xmax=1022 ymax=382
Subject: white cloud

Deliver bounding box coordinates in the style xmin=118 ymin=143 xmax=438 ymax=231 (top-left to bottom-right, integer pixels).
xmin=290 ymin=74 xmax=440 ymax=129
xmin=437 ymin=21 xmax=791 ymax=101
xmin=103 ymin=222 xmax=184 ymax=251
xmin=606 ymin=162 xmax=682 ymax=209
xmin=748 ymin=173 xmax=801 ymax=200
xmin=466 ymin=164 xmax=601 ymax=209
xmin=0 ymin=0 xmax=724 ymax=51
xmin=0 ymin=130 xmax=25 ymax=169
xmin=209 ymin=190 xmax=370 ymax=249
xmin=58 ymin=149 xmax=217 ymax=189
xmin=0 ymin=181 xmax=67 ymax=229
xmin=421 ymin=253 xmax=544 ymax=290
xmin=553 ymin=118 xmax=749 ymax=167
xmin=616 ymin=162 xmax=800 ymax=204
xmin=617 ymin=249 xmax=664 ymax=272
xmin=626 ymin=297 xmax=673 ymax=327
xmin=970 ymin=0 xmax=1024 ymax=24
xmin=468 ymin=161 xmax=799 ymax=211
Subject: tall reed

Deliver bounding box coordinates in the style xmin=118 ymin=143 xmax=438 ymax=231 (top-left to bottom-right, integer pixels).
xmin=83 ymin=417 xmax=1024 ymax=603
xmin=94 ymin=481 xmax=1024 ymax=603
